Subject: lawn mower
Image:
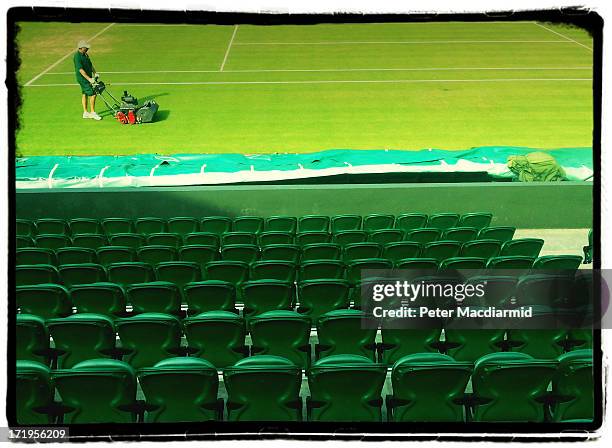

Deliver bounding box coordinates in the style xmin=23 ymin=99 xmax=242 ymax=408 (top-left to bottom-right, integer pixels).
xmin=91 ymin=75 xmax=159 ymax=124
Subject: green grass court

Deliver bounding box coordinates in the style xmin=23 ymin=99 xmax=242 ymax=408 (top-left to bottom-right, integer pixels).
xmin=15 ymin=21 xmax=594 ymax=156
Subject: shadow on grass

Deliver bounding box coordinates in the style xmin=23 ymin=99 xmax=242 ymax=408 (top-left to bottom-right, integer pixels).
xmin=154 ymin=110 xmax=170 ymax=122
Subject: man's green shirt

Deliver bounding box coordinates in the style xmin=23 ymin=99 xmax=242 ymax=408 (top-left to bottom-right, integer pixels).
xmin=73 ymin=51 xmax=94 ymax=86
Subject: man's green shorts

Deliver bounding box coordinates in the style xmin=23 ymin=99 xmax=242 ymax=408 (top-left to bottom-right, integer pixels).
xmin=79 ymin=80 xmax=95 ymax=96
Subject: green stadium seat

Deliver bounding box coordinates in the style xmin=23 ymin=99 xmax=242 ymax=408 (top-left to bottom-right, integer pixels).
xmin=258 ymin=231 xmax=294 ymax=246
xmin=332 ymin=230 xmax=368 ymax=246
xmin=126 ymin=282 xmax=181 ymax=315
xmin=167 ymin=217 xmax=199 ymax=235
xmin=301 ymin=243 xmax=341 ymax=261
xmin=59 ymin=263 xmax=107 ymax=287
xmin=382 ymin=241 xmax=421 ymax=262
xmin=441 ymin=227 xmax=479 ymax=243
xmin=233 ymin=216 xmax=264 ymax=233
xmin=363 ymin=214 xmax=395 ymax=232
xmin=52 ymin=359 xmax=138 ymax=423
xmin=47 ymin=313 xmax=116 ymax=368
xmin=147 ymin=232 xmax=182 ymax=248
xmin=17 ymin=248 xmax=56 ymax=265
xmin=16 ymin=360 xmax=55 ymax=424
xmin=56 ymin=247 xmax=97 ymax=265
xmin=515 ymin=274 xmax=574 ymax=308
xmin=96 ymin=246 xmax=136 ymax=266
xmin=221 ymin=231 xmax=257 ymax=246
xmin=316 ymin=309 xmax=377 ymax=360
xmin=343 ymin=242 xmax=382 ymax=263
xmin=203 ymin=261 xmax=249 ymax=289
xmin=478 ymin=226 xmax=516 ymax=242
xmin=17 ymin=236 xmax=34 ymax=248
xmin=135 ymin=217 xmax=166 ymax=235
xmin=346 ymin=258 xmax=393 ymax=285
xmin=300 ymin=260 xmax=345 ymax=281
xmin=297 ymin=231 xmax=331 ymax=246
xmin=137 ymin=245 xmax=178 ymax=264
xmin=444 ymin=323 xmax=506 ymax=362
xmin=184 ymin=280 xmax=236 ymax=314
xmin=388 ymin=353 xmax=472 ymax=422
xmin=439 ymin=257 xmax=487 ymax=270
xmin=16 ymin=314 xmax=50 ymax=364
xmin=155 ymin=261 xmax=202 ymax=288
xmin=466 ymin=275 xmax=518 ymax=307
xmin=138 ymin=358 xmax=220 ymax=422
xmin=221 ymin=244 xmax=260 ymax=263
xmin=265 ymin=216 xmax=297 ymax=233
xmin=107 ymin=262 xmax=155 ymax=286
xmin=183 ymin=311 xmax=247 ymax=368
xmin=17 ymin=219 xmax=36 ymax=237
xmin=183 ymin=232 xmax=220 ymax=247
xmin=69 ymin=218 xmax=102 ymax=235
xmin=471 ymin=352 xmax=557 ymax=422
xmin=109 ymin=233 xmax=146 ymax=249
xmin=70 ymin=282 xmax=127 ymax=318
xmin=487 ymin=256 xmax=535 ymax=270
xmin=506 ymin=312 xmax=567 ymax=359
xmin=458 ymin=212 xmax=493 ymax=230
xmin=36 ymin=219 xmax=68 ymax=235
xmin=116 ymin=313 xmax=182 ymax=369
xmin=550 ymin=349 xmax=594 ymax=422
xmin=179 ymin=244 xmax=219 ymax=264
xmin=35 ymin=234 xmax=70 ymax=250
xmin=101 ymin=218 xmax=133 ymax=235
xmin=421 ymin=241 xmax=461 ymax=264
xmin=427 ymin=213 xmax=459 ymax=230
xmin=242 ymin=280 xmax=294 ymax=318
xmin=331 ymin=214 xmax=362 ymax=233
xmin=583 ymin=229 xmax=593 ymax=264
xmin=369 ymin=229 xmax=404 ymax=245
xmin=395 ymin=213 xmax=428 ymax=232
xmin=249 ymin=310 xmax=312 ymax=368
xmin=16 ymin=264 xmax=60 ymax=286
xmin=501 ymin=238 xmax=545 ymax=257
xmin=404 ymin=228 xmax=440 ymax=244
xmin=200 ymin=216 xmax=232 ymax=235
xmin=250 ymin=260 xmax=296 ymax=282
xmin=70 ymin=234 xmax=106 ymax=249
xmin=297 ymin=279 xmax=351 ymax=322
xmin=380 ymin=319 xmax=442 ymax=365
xmin=260 ymin=244 xmax=301 ymax=263
xmin=17 ymin=284 xmax=71 ymax=319
xmin=224 ymin=355 xmax=303 ymax=421
xmin=460 ymin=239 xmax=502 ymax=259
xmin=307 ymin=354 xmax=387 ymax=422
xmin=299 ymin=215 xmax=330 ymax=233
xmin=395 ymin=258 xmax=439 ymax=271
xmin=532 ymin=255 xmax=583 ymax=271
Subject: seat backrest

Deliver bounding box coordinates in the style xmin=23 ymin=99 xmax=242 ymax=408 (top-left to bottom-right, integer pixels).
xmin=368 ymin=229 xmax=404 ymax=245
xmin=297 ymin=279 xmax=351 ymax=322
xmin=427 ymin=213 xmax=460 ymax=230
xmin=16 ymin=360 xmax=54 ymax=424
xmin=16 ymin=314 xmax=49 ymax=364
xmin=17 ymin=284 xmax=71 ymax=319
xmin=532 ymin=255 xmax=583 ymax=271
xmin=56 ymin=247 xmax=98 ymax=265
xmin=68 ymin=218 xmax=101 ymax=235
xmin=296 ymin=231 xmax=331 ymax=247
xmin=301 ymin=243 xmax=342 ymax=261
xmin=183 ymin=232 xmax=220 ymax=247
xmin=307 ymin=354 xmax=387 ymax=422
xmin=126 ymin=281 xmax=181 ymax=315
xmin=135 ymin=217 xmax=166 ymax=235
xmin=316 ymin=310 xmax=377 ymax=360
xmin=249 ymin=261 xmax=296 ymax=282
xmin=138 ymin=358 xmax=219 ymax=423
xmin=260 ymin=244 xmax=301 ymax=263
xmin=223 ymin=355 xmax=302 ymax=421
xmin=395 ymin=213 xmax=428 ymax=232
xmin=501 ymin=238 xmax=545 ymax=257
xmin=404 ymin=228 xmax=441 ymax=244
xmin=221 ymin=231 xmax=257 ymax=246
xmin=58 ymin=263 xmax=107 ymax=287
xmin=16 ymin=248 xmax=56 ymax=266
xmin=183 ymin=311 xmax=247 ymax=368
xmin=203 ymin=261 xmax=250 ymax=287
xmin=233 ymin=216 xmax=264 ymax=233
xmin=265 ymin=216 xmax=297 ymax=233
xmin=458 ymin=212 xmax=492 ymax=230
xmin=200 ymin=217 xmax=232 ymax=235
xmin=332 ymin=230 xmax=368 ymax=246
xmin=241 ymin=280 xmax=294 ymax=319
xmin=441 ymin=227 xmax=479 ymax=243
xmin=70 ymin=282 xmax=127 ymax=318
xmin=331 ymin=214 xmax=362 ymax=233
xmin=460 ymin=239 xmax=502 ymax=259
xmin=299 ymin=260 xmax=345 ymax=282
xmin=71 ymin=234 xmax=108 ymax=250
xmin=109 ymin=233 xmax=146 ymax=249
xmin=258 ymin=231 xmax=294 ymax=247
xmin=487 ymin=256 xmax=535 ymax=270
xmin=16 ymin=264 xmax=60 ymax=286
xmin=183 ymin=280 xmax=236 ymax=314
xmin=107 ymin=262 xmax=155 ymax=286
xmin=36 ymin=219 xmax=68 ymax=235
xmin=155 ymin=261 xmax=202 ymax=288
xmin=346 ymin=258 xmax=393 ymax=285
xmin=551 ymin=349 xmax=594 ymax=422
xmin=421 ymin=241 xmax=461 ymax=264
xmin=96 ymin=246 xmax=136 ymax=266
xmin=383 ymin=242 xmax=421 ymax=263
xmin=179 ymin=244 xmax=219 ymax=264
xmin=137 ymin=245 xmax=178 ymax=265
xmin=147 ymin=233 xmax=182 ymax=248
xmin=221 ymin=244 xmax=260 ymax=264
xmin=52 ymin=359 xmax=137 ymax=423
xmin=167 ymin=217 xmax=200 ymax=235
xmin=478 ymin=226 xmax=516 ymax=242
xmin=363 ymin=214 xmax=395 ymax=232
xmin=343 ymin=243 xmax=382 ymax=263
xmin=116 ymin=313 xmax=182 ymax=369
xmin=298 ymin=215 xmax=330 ymax=233
xmin=101 ymin=218 xmax=133 ymax=235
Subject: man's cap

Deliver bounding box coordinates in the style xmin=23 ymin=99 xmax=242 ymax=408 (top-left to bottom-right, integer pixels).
xmin=77 ymin=40 xmax=91 ymax=49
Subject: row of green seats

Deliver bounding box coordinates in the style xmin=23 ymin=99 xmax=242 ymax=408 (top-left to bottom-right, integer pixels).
xmin=16 ymin=212 xmax=493 ymax=237
xmin=16 ymin=350 xmax=593 ymax=424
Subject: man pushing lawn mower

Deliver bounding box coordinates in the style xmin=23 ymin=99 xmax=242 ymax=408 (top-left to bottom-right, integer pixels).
xmin=74 ymin=40 xmax=102 ymax=120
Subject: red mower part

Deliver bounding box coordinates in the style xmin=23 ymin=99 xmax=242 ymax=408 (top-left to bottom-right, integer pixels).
xmin=115 ymin=111 xmax=128 ymax=124
xmin=127 ymin=110 xmax=137 ymax=124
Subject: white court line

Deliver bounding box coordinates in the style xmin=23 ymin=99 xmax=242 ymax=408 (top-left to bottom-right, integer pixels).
xmin=220 ymin=25 xmax=239 ymax=71
xmin=45 ymin=66 xmax=592 ymax=75
xmin=26 ymin=78 xmax=592 ymax=87
xmin=24 ymin=23 xmax=115 ymax=87
xmin=533 ymin=22 xmax=593 ymax=52
xmin=47 ymin=164 xmax=59 ymax=189
xmin=233 ymin=40 xmax=569 ymax=45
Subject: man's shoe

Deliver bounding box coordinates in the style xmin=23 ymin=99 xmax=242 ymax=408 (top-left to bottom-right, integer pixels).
xmin=89 ymin=112 xmax=102 ymax=121
xmin=82 ymin=111 xmax=91 ymax=119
